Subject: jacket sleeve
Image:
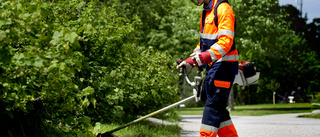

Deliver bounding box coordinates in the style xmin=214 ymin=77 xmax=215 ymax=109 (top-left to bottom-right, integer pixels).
xmin=208 ymin=3 xmax=235 ymax=61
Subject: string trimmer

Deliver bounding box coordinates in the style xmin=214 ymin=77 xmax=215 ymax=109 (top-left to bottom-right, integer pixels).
xmin=97 ymin=58 xmax=204 ymax=137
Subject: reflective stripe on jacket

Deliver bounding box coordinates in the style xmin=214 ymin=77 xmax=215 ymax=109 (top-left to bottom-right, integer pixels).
xmin=194 ymin=0 xmax=238 ymax=64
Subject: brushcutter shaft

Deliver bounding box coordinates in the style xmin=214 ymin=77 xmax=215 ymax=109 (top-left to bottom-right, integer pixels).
xmin=99 ymin=95 xmax=195 ymax=136
xmin=98 ymin=58 xmax=203 ymax=137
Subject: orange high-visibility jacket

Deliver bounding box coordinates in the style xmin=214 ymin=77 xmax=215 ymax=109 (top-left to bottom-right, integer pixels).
xmin=194 ymin=0 xmax=238 ymax=65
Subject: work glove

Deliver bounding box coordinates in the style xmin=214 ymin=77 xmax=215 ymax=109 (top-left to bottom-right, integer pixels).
xmin=192 ymin=51 xmax=213 ymax=65
xmin=176 ymin=56 xmax=198 ymax=75
xmin=177 ymin=51 xmax=212 ymax=75
xmin=190 ymin=52 xmax=203 ymax=66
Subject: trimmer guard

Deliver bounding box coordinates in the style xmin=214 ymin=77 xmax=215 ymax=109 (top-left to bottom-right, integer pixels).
xmin=234 ymin=69 xmax=260 ymax=86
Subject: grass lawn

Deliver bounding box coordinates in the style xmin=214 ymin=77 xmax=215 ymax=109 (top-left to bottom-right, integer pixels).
xmin=177 ymin=103 xmax=314 ymax=116
xmin=95 ymin=121 xmax=181 ymax=137
xmin=298 ymin=114 xmax=320 ymax=119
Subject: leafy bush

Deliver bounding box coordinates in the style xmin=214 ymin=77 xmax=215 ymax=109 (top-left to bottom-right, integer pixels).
xmin=0 ymin=0 xmax=179 ymax=136
xmin=315 ymin=92 xmax=320 ymax=103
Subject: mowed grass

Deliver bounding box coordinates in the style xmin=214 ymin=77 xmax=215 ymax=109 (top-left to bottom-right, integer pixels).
xmin=298 ymin=114 xmax=320 ymax=119
xmin=177 ymin=103 xmax=314 ymax=116
xmin=95 ymin=121 xmax=181 ymax=137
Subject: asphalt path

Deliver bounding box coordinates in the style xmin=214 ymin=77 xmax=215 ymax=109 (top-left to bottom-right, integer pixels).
xmin=179 ymin=113 xmax=320 ymax=137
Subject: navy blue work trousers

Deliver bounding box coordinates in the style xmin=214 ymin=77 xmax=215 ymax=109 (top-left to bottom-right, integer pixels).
xmin=202 ymin=61 xmax=238 ymax=128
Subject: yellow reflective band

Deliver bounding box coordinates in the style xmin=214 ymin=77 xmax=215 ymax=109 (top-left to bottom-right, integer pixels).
xmin=208 ymin=49 xmax=217 ymax=62
xmin=219 ymin=120 xmax=233 ymax=129
xmin=201 ymin=124 xmax=219 ymax=133
xmin=216 ymin=55 xmax=239 ymax=62
xmin=218 ymin=30 xmax=235 ymax=37
xmin=200 ymin=33 xmax=218 ymax=40
xmin=211 ymin=43 xmax=226 ymax=56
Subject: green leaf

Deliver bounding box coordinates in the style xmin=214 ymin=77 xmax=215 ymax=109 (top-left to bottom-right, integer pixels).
xmin=34 ymin=56 xmax=44 ymax=67
xmin=0 ymin=20 xmax=4 ymax=28
xmin=90 ymin=98 xmax=97 ymax=108
xmin=53 ymin=30 xmax=63 ymax=39
xmin=0 ymin=30 xmax=6 ymax=41
xmin=82 ymin=86 xmax=95 ymax=96
xmin=84 ymin=24 xmax=97 ymax=34
xmin=83 ymin=97 xmax=90 ymax=107
xmin=93 ymin=122 xmax=102 ymax=134
xmin=17 ymin=3 xmax=22 ymax=10
xmin=78 ymin=116 xmax=91 ymax=126
xmin=64 ymin=33 xmax=71 ymax=41
xmin=64 ymin=32 xmax=78 ymax=44
xmin=6 ymin=105 xmax=12 ymax=111
xmin=28 ymin=2 xmax=38 ymax=12
xmin=69 ymin=32 xmax=78 ymax=43
xmin=3 ymin=83 xmax=10 ymax=88
xmin=59 ymin=62 xmax=65 ymax=70
xmin=50 ymin=30 xmax=63 ymax=45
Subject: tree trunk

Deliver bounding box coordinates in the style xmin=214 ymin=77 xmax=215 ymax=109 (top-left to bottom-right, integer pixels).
xmin=239 ymin=85 xmax=244 ymax=105
xmin=228 ymin=85 xmax=235 ymax=111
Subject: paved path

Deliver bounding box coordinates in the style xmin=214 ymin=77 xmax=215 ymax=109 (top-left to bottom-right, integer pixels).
xmin=179 ymin=113 xmax=320 ymax=137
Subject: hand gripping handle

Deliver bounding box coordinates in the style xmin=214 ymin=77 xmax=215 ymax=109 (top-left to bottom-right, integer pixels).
xmin=176 ymin=58 xmax=188 ymax=76
xmin=177 ymin=58 xmax=204 ymax=102
xmin=177 ymin=58 xmax=196 ymax=87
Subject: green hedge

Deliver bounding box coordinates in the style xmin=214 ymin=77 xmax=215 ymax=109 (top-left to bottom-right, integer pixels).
xmin=0 ymin=0 xmax=179 ymax=136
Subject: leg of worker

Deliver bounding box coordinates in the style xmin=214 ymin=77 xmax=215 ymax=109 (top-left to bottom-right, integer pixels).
xmin=216 ymin=67 xmax=238 ymax=137
xmin=200 ymin=62 xmax=238 ymax=137
xmin=201 ymin=102 xmax=225 ymax=137
xmin=199 ymin=71 xmax=220 ymax=137
xmin=200 ymin=86 xmax=233 ymax=137
xmin=207 ymin=87 xmax=237 ymax=137
xmin=218 ymin=109 xmax=238 ymax=137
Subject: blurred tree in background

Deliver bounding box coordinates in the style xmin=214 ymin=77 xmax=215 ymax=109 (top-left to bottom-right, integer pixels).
xmin=228 ymin=0 xmax=320 ymax=104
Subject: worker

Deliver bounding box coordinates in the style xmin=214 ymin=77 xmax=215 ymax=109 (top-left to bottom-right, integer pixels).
xmin=177 ymin=0 xmax=238 ymax=136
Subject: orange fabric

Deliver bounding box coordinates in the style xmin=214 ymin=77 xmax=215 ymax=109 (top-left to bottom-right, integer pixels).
xmin=214 ymin=80 xmax=231 ymax=88
xmin=214 ymin=2 xmax=236 ymax=57
xmin=196 ymin=0 xmax=238 ymax=64
xmin=216 ymin=35 xmax=233 ymax=53
xmin=216 ymin=3 xmax=235 ymax=31
xmin=218 ymin=124 xmax=238 ymax=137
xmin=225 ymin=50 xmax=239 ymax=62
xmin=211 ymin=47 xmax=222 ymax=60
xmin=199 ymin=129 xmax=218 ymax=137
xmin=202 ymin=3 xmax=234 ymax=39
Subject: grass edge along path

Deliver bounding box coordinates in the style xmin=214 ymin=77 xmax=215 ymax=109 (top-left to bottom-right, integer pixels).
xmin=95 ymin=120 xmax=181 ymax=137
xmin=298 ymin=114 xmax=320 ymax=119
xmin=177 ymin=103 xmax=315 ymax=116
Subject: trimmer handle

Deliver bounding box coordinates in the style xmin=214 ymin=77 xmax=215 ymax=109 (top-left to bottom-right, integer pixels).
xmin=177 ymin=57 xmax=197 ymax=87
xmin=176 ymin=58 xmax=188 ymax=77
xmin=177 ymin=57 xmax=204 ymax=102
